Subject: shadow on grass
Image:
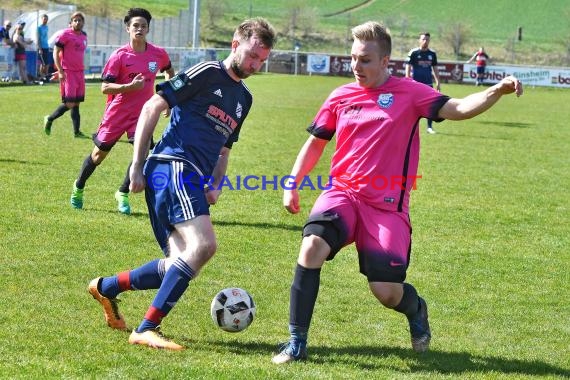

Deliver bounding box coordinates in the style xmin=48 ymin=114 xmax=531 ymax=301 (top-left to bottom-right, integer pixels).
xmin=0 ymin=158 xmax=45 ymax=164
xmin=214 ymin=219 xmax=302 ymax=232
xmin=84 ymin=208 xmax=302 ymax=232
xmin=204 ymin=340 xmax=569 ymax=377
xmin=477 ymin=121 xmax=532 ymax=128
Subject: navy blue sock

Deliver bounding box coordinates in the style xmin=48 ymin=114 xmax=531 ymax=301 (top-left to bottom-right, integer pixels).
xmin=289 ymin=264 xmax=321 ymax=343
xmin=100 ymin=259 xmax=166 ymax=299
xmin=137 ymin=258 xmax=195 ymax=332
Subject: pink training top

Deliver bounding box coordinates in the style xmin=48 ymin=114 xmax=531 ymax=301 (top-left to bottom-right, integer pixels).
xmin=99 ymin=43 xmax=172 ymax=130
xmin=308 ymin=76 xmax=450 ymax=213
xmin=54 ymin=28 xmax=87 ymax=71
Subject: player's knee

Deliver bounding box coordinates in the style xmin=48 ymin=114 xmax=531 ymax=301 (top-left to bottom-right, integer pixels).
xmin=303 ymin=220 xmax=341 ymax=254
xmin=369 ymin=282 xmax=401 ymax=308
xmin=196 ymin=239 xmax=217 ymax=259
xmin=91 ymin=149 xmax=108 ymax=164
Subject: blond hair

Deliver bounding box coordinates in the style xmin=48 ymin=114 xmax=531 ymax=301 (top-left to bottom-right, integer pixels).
xmin=351 ymin=21 xmax=392 ymax=57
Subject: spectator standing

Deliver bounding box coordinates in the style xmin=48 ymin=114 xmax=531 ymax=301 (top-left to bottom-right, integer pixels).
xmin=405 ymin=32 xmax=441 ymax=134
xmin=37 ymin=14 xmax=50 ymax=82
xmin=467 ymin=47 xmax=490 ymax=86
xmin=0 ymin=20 xmax=13 ymax=46
xmin=43 ymin=12 xmax=87 ymax=138
xmin=0 ymin=20 xmax=14 ymax=82
xmin=12 ymin=21 xmax=33 ymax=84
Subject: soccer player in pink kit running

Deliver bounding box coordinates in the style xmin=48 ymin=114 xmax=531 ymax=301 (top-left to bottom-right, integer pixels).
xmin=272 ymin=21 xmax=523 ymax=364
xmin=43 ymin=12 xmax=87 ymax=138
xmin=69 ymin=8 xmax=175 ymax=214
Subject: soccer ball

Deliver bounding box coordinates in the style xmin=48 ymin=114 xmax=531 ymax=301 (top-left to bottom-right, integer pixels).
xmin=210 ymin=287 xmax=256 ymax=332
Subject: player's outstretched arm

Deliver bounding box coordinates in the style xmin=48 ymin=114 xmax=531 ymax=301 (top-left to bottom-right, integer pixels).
xmin=439 ymin=75 xmax=523 ymax=121
xmin=284 ymin=135 xmax=328 ymax=214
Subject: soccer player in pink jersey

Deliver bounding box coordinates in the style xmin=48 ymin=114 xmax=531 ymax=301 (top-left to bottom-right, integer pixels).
xmin=272 ymin=21 xmax=523 ymax=364
xmin=43 ymin=12 xmax=87 ymax=138
xmin=69 ymin=8 xmax=175 ymax=214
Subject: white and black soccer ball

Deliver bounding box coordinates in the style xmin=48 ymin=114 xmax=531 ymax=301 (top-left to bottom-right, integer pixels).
xmin=210 ymin=287 xmax=256 ymax=332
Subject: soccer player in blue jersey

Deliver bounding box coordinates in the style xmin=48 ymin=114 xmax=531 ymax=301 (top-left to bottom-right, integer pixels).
xmin=405 ymin=32 xmax=441 ymax=134
xmin=88 ymin=17 xmax=276 ymax=350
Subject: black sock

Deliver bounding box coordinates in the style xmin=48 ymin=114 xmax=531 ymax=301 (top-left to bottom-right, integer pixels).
xmin=393 ymin=283 xmax=420 ymax=318
xmin=76 ymin=154 xmax=98 ymax=189
xmin=70 ymin=106 xmax=80 ymax=134
xmin=289 ymin=264 xmax=321 ymax=341
xmin=48 ymin=104 xmax=69 ymax=121
xmin=118 ymin=162 xmax=132 ymax=193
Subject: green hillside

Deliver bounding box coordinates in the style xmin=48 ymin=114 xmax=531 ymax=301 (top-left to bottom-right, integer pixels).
xmin=3 ymin=0 xmax=570 ymax=66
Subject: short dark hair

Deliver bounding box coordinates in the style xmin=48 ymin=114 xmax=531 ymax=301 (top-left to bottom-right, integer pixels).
xmin=124 ymin=8 xmax=152 ymax=26
xmin=420 ymin=32 xmax=430 ymax=38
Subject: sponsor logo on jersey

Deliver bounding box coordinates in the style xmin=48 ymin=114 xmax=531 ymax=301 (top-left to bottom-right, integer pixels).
xmin=206 ymin=105 xmax=238 ymax=138
xmin=214 ymin=89 xmax=223 ymax=97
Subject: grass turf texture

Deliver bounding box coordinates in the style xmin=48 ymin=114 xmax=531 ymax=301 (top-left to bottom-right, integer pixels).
xmin=0 ymin=76 xmax=568 ymax=379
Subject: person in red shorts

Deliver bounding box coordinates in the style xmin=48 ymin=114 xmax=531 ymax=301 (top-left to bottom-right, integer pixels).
xmin=467 ymin=47 xmax=491 ymax=86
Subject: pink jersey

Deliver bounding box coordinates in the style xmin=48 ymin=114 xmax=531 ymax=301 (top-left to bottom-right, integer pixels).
xmin=54 ymin=28 xmax=87 ymax=71
xmin=309 ymin=76 xmax=449 ymax=213
xmin=99 ymin=43 xmax=172 ymax=132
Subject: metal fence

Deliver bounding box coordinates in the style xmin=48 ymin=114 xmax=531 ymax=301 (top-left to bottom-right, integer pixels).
xmin=1 ymin=7 xmax=197 ymax=49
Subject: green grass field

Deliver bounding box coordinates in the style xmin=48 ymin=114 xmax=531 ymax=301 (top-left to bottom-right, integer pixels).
xmin=0 ymin=76 xmax=569 ymax=379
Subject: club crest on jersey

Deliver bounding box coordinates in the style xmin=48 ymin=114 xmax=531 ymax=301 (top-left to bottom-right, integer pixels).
xmin=377 ymin=93 xmax=394 ymax=109
xmin=236 ymin=102 xmax=243 ymax=119
xmin=169 ymin=76 xmax=185 ymax=91
xmin=148 ymin=61 xmax=158 ymax=73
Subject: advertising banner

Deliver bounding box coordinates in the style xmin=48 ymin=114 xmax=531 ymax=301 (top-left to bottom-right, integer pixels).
xmin=464 ymin=64 xmax=570 ymax=88
xmin=329 ymin=56 xmax=352 ymax=76
xmin=389 ymin=59 xmax=463 ymax=83
xmin=307 ymin=54 xmax=330 ymax=74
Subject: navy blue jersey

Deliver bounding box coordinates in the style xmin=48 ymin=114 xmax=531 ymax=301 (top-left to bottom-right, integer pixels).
xmin=405 ymin=48 xmax=438 ymax=85
xmin=150 ymin=60 xmax=252 ymax=180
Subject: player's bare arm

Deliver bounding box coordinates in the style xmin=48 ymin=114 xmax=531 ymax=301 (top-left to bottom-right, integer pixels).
xmin=130 ymin=94 xmax=168 ymax=193
xmin=53 ymin=45 xmax=65 ymax=81
xmin=206 ymin=147 xmax=231 ymax=205
xmin=284 ymin=135 xmax=328 ymax=214
xmin=438 ymin=75 xmax=523 ymax=121
xmin=161 ymin=67 xmax=176 ymax=118
xmin=101 ymin=73 xmax=145 ymax=94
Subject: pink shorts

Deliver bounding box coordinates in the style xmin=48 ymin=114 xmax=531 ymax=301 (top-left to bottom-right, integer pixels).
xmin=94 ymin=122 xmax=136 ymax=150
xmin=59 ymin=70 xmax=85 ymax=103
xmin=307 ymin=188 xmax=412 ymax=282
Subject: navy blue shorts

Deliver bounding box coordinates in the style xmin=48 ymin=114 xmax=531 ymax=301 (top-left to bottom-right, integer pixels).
xmin=143 ymin=159 xmax=210 ymax=255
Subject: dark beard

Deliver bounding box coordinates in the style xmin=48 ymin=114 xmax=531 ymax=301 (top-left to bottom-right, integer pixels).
xmin=231 ymin=59 xmax=249 ymax=79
